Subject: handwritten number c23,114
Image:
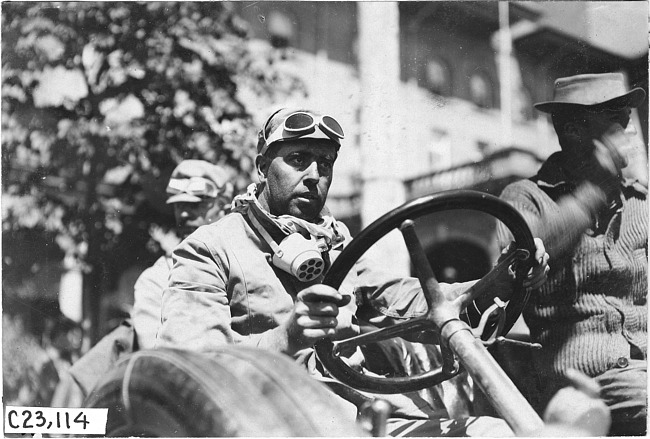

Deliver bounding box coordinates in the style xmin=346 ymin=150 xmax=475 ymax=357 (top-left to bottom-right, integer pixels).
xmin=7 ymin=410 xmax=90 ymax=430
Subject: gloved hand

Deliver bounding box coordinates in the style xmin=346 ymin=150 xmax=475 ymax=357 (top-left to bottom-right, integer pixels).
xmin=490 ymin=237 xmax=550 ymax=296
xmin=504 ymin=237 xmax=550 ymax=290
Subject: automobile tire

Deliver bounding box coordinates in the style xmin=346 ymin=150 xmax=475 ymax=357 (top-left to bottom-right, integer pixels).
xmin=85 ymin=347 xmax=365 ymax=437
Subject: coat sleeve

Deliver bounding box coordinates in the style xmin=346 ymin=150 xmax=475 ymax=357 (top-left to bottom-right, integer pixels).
xmin=131 ymin=257 xmax=168 ymax=350
xmin=156 ymin=233 xmax=236 ymax=352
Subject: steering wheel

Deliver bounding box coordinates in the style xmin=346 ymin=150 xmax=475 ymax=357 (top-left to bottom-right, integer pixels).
xmin=314 ymin=190 xmax=536 ymax=394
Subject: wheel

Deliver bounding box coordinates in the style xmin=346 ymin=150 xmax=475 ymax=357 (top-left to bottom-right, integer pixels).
xmin=84 ymin=347 xmax=366 ymax=437
xmin=315 ymin=189 xmax=536 ymax=394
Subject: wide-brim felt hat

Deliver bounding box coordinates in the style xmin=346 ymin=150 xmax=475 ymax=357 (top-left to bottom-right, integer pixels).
xmin=534 ymin=73 xmax=646 ymax=114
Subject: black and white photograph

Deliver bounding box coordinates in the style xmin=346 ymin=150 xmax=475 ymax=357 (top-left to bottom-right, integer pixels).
xmin=2 ymin=1 xmax=648 ymax=437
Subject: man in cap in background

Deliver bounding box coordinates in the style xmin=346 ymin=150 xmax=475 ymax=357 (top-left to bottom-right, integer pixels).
xmin=132 ymin=159 xmax=233 ymax=349
xmin=497 ymin=72 xmax=647 ymax=435
xmin=66 ymin=159 xmax=233 ymax=401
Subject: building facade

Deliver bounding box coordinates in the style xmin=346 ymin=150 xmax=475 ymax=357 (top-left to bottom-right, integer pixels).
xmin=235 ymin=1 xmax=649 ymax=283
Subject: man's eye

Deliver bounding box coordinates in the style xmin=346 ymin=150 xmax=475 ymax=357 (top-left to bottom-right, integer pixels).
xmin=319 ymin=159 xmax=334 ymax=170
xmin=289 ymin=154 xmax=305 ymax=165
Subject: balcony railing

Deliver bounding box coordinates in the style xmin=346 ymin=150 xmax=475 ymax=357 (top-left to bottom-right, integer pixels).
xmin=405 ymin=147 xmax=544 ymax=199
xmin=328 ymin=147 xmax=544 ymax=218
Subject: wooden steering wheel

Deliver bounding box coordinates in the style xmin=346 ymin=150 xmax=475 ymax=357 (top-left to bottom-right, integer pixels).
xmin=314 ymin=190 xmax=536 ymax=394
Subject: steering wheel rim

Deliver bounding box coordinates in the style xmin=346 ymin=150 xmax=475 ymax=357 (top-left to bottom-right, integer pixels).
xmin=314 ymin=189 xmax=536 ymax=393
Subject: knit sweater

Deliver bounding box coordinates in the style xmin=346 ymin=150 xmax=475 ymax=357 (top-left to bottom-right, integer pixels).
xmin=498 ymin=152 xmax=648 ymax=400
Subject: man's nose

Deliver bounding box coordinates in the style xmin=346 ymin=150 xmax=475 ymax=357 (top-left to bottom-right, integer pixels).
xmin=304 ymin=160 xmax=320 ymax=181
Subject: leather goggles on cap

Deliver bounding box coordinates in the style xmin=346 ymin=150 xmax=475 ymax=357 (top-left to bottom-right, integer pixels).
xmin=259 ymin=110 xmax=345 ymax=156
xmin=166 ymin=177 xmax=219 ymax=202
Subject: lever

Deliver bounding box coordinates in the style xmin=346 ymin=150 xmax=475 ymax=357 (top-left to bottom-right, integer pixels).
xmin=495 ymin=336 xmax=542 ymax=350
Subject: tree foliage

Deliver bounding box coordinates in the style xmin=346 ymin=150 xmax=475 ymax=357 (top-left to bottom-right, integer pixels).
xmin=2 ymin=2 xmax=303 ymax=273
xmin=3 ymin=314 xmax=59 ymax=406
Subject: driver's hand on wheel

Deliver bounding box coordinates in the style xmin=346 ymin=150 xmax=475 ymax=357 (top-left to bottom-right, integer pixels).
xmin=279 ymin=285 xmax=357 ymax=355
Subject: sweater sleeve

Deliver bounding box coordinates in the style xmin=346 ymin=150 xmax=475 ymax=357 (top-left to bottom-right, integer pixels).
xmin=497 ymin=180 xmax=607 ymax=262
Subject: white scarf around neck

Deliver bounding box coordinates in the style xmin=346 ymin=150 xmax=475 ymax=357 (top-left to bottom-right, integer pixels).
xmin=232 ymin=183 xmax=345 ymax=251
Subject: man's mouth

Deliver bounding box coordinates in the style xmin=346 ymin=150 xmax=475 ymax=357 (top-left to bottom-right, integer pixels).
xmin=296 ymin=192 xmax=319 ymax=201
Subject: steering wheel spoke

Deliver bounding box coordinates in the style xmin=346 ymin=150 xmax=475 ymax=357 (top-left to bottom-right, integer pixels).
xmin=332 ymin=317 xmax=432 ymax=356
xmin=399 ymin=219 xmax=438 ymax=309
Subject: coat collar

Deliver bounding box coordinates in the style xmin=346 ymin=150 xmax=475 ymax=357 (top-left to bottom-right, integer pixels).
xmin=534 ymin=152 xmax=647 ymax=196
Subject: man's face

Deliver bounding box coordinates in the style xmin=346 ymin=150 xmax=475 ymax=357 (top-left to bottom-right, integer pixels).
xmin=257 ymin=140 xmax=338 ymax=222
xmin=173 ymin=197 xmax=226 ymax=237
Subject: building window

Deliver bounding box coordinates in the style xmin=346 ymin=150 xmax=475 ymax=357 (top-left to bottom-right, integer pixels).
xmin=424 ymin=57 xmax=452 ymax=96
xmin=268 ymin=11 xmax=295 ymax=48
xmin=469 ymin=72 xmax=494 ymax=109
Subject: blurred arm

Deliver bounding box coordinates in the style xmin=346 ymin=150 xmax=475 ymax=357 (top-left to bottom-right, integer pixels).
xmin=497 ymin=180 xmax=606 ymax=262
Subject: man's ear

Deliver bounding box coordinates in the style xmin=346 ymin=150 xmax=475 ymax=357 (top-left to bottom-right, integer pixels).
xmin=255 ymin=154 xmax=269 ymax=183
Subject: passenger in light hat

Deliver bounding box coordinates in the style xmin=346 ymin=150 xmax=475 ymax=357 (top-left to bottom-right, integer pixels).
xmin=497 ymin=72 xmax=647 ymax=436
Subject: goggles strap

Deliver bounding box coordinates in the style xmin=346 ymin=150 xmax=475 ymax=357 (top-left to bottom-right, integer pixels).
xmin=261 ymin=108 xmax=285 ymax=140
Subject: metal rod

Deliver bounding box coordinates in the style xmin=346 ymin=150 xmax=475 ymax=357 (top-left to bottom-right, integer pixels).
xmin=442 ymin=319 xmax=544 ymax=436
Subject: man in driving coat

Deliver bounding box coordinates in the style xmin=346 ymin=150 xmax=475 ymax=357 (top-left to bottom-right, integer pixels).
xmin=156 ymin=107 xmax=556 ymax=436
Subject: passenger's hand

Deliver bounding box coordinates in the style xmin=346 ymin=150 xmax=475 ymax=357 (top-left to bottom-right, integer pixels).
xmin=582 ymin=125 xmax=627 ymax=200
xmin=280 ymin=285 xmax=352 ymax=354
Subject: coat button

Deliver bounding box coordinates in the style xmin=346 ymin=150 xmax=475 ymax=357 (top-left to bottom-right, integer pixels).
xmin=616 ymin=357 xmax=629 ymax=368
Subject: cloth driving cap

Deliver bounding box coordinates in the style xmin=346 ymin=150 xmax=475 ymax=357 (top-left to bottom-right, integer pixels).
xmin=257 ymin=107 xmax=344 ymax=155
xmin=534 ymin=73 xmax=646 ymax=114
xmin=166 ymin=160 xmax=233 ymax=204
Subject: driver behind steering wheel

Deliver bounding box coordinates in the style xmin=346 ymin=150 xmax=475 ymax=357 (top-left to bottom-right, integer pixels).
xmin=157 ymin=107 xmax=549 ymax=437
